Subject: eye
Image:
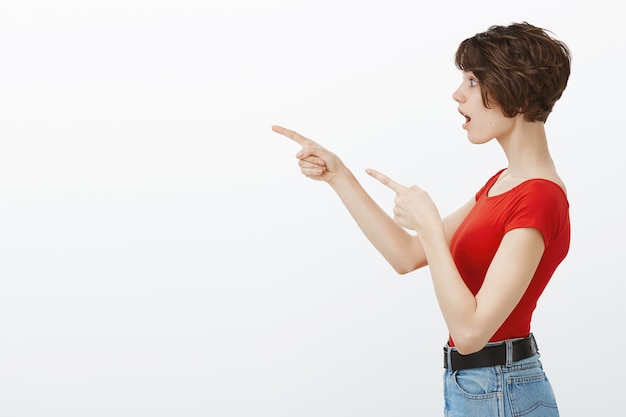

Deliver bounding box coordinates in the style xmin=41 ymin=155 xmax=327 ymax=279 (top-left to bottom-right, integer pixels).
xmin=469 ymin=78 xmax=478 ymax=87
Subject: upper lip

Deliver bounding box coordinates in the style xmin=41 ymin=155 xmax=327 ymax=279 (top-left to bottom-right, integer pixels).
xmin=458 ymin=108 xmax=471 ymax=122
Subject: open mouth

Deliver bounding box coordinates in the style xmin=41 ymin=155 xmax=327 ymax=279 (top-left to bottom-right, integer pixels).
xmin=459 ymin=109 xmax=471 ymax=128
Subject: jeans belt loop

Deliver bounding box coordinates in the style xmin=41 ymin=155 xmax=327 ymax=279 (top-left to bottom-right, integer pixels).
xmin=445 ymin=343 xmax=453 ymax=372
xmin=505 ymin=339 xmax=514 ymax=367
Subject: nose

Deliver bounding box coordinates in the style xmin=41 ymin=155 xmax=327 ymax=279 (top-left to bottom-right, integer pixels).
xmin=452 ymin=85 xmax=464 ymax=103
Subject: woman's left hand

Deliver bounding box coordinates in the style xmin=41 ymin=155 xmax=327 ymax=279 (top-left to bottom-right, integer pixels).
xmin=366 ymin=169 xmax=443 ymax=238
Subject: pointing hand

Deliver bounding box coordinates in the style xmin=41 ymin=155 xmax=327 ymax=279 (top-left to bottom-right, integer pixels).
xmin=366 ymin=168 xmax=442 ymax=236
xmin=272 ymin=125 xmax=345 ymax=184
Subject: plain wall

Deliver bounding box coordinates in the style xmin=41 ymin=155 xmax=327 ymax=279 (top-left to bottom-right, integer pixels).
xmin=0 ymin=1 xmax=623 ymax=416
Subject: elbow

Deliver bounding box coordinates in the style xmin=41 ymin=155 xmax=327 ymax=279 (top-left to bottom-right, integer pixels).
xmin=392 ymin=263 xmax=419 ymax=275
xmin=393 ymin=266 xmax=413 ymax=275
xmin=452 ymin=332 xmax=487 ymax=355
xmin=391 ymin=259 xmax=426 ymax=275
xmin=454 ymin=343 xmax=484 ymax=356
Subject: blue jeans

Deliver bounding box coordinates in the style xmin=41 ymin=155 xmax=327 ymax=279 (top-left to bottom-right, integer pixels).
xmin=443 ymin=343 xmax=559 ymax=417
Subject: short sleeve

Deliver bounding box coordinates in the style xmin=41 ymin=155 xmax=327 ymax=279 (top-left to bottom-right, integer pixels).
xmin=504 ymin=181 xmax=569 ymax=246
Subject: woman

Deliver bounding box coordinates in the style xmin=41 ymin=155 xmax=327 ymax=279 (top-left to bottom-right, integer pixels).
xmin=272 ymin=22 xmax=571 ymax=417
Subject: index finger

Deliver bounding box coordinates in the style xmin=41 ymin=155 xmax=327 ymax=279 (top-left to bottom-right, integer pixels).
xmin=365 ymin=169 xmax=406 ymax=193
xmin=272 ymin=125 xmax=317 ymax=147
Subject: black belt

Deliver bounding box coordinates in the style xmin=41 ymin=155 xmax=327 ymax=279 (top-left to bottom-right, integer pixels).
xmin=444 ymin=334 xmax=538 ymax=371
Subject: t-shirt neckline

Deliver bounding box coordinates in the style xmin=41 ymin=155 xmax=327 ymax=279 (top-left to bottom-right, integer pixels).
xmin=485 ymin=169 xmax=567 ymax=199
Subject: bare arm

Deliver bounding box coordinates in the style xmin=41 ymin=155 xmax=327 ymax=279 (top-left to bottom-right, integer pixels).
xmin=367 ymin=169 xmax=546 ymax=354
xmin=331 ymin=173 xmax=473 ymax=273
xmin=422 ymin=227 xmax=544 ymax=354
xmin=328 ymin=168 xmax=422 ymax=273
xmin=272 ymin=125 xmax=472 ymax=274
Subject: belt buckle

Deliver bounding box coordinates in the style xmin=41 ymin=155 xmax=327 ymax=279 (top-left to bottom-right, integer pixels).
xmin=444 ymin=344 xmax=453 ymax=370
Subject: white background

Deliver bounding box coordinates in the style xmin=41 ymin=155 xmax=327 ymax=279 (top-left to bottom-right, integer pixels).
xmin=0 ymin=1 xmax=623 ymax=416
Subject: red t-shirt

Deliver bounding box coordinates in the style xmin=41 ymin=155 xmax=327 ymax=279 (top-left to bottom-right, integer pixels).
xmin=448 ymin=169 xmax=570 ymax=345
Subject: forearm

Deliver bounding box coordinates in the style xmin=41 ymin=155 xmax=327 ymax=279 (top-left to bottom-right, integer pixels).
xmin=421 ymin=226 xmax=546 ymax=354
xmin=420 ymin=230 xmax=481 ymax=352
xmin=330 ymin=169 xmax=426 ymax=274
xmin=271 ymin=124 xmax=426 ymax=274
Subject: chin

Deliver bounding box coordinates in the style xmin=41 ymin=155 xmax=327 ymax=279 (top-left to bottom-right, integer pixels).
xmin=467 ymin=133 xmax=494 ymax=145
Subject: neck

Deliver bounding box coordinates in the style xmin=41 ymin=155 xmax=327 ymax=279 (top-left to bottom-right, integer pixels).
xmin=497 ymin=118 xmax=555 ymax=178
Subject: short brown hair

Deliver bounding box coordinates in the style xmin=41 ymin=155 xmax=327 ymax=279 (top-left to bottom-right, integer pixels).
xmin=455 ymin=22 xmax=571 ymax=122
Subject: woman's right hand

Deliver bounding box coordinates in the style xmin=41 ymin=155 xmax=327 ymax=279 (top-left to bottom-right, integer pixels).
xmin=272 ymin=125 xmax=432 ymax=274
xmin=272 ymin=125 xmax=345 ymax=185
